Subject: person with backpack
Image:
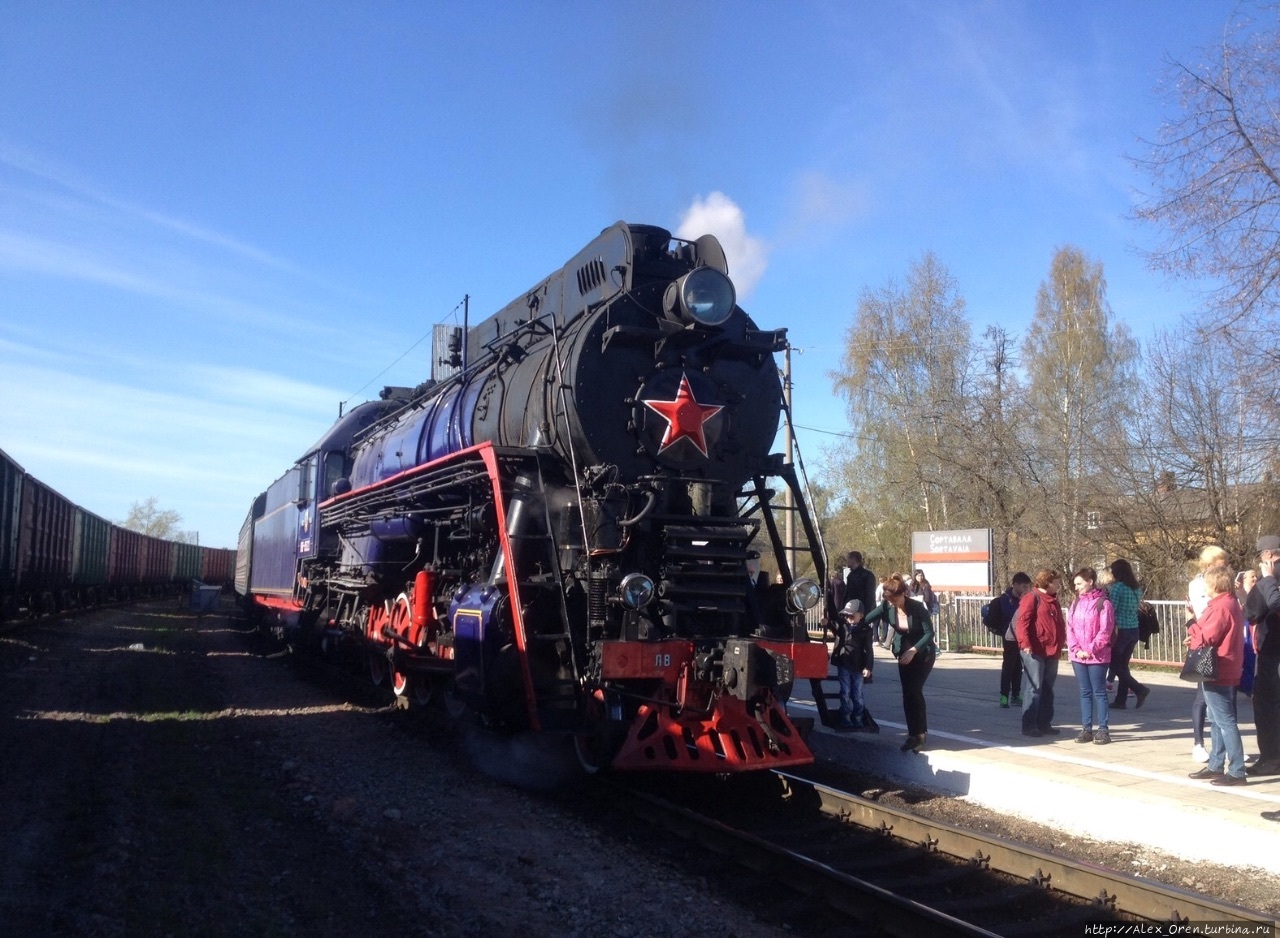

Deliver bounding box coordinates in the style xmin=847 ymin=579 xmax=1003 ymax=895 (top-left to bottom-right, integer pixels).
xmin=828 ymin=599 xmax=875 ymax=729
xmin=985 ymin=572 xmax=1031 ymax=708
xmin=1109 ymin=558 xmax=1150 ymax=711
xmin=1067 ymin=567 xmax=1115 ymax=745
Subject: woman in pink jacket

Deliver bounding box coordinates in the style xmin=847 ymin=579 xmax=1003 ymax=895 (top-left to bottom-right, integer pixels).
xmin=1067 ymin=567 xmax=1115 ymax=745
xmin=1187 ymin=564 xmax=1247 ymax=786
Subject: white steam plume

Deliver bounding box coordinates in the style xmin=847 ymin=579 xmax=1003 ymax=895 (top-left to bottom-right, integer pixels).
xmin=675 ymin=192 xmax=768 ymax=299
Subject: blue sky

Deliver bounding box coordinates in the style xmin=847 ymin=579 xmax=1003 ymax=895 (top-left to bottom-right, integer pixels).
xmin=0 ymin=1 xmax=1252 ymax=548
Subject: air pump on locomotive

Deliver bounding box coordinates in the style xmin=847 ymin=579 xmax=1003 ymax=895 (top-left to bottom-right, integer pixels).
xmin=237 ymin=221 xmax=831 ymax=773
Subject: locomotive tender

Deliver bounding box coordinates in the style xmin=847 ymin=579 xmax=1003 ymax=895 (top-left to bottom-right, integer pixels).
xmin=238 ymin=222 xmax=830 ymax=773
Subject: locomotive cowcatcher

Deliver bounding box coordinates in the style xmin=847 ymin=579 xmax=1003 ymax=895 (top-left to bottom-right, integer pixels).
xmin=237 ymin=221 xmax=831 ymax=773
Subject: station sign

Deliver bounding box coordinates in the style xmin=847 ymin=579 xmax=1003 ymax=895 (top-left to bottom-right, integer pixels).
xmin=911 ymin=528 xmax=992 ymax=593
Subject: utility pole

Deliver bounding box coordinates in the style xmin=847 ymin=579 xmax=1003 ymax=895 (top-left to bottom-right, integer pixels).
xmin=783 ymin=344 xmax=795 ymax=578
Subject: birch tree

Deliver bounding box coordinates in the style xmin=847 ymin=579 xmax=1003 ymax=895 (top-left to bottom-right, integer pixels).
xmin=1021 ymin=247 xmax=1138 ymax=576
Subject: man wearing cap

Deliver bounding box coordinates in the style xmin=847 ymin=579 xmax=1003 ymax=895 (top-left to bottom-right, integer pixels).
xmin=1245 ymin=534 xmax=1280 ymax=788
xmin=829 ymin=599 xmax=875 ymax=730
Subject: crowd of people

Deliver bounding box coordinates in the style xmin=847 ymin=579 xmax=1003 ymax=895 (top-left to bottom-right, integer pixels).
xmin=819 ymin=534 xmax=1280 ymax=824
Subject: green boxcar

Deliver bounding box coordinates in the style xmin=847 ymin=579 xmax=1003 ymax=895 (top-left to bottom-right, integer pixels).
xmin=174 ymin=541 xmax=201 ymax=582
xmin=73 ymin=508 xmax=111 ymax=589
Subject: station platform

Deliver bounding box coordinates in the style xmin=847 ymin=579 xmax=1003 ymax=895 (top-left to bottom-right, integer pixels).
xmin=789 ymin=649 xmax=1280 ymax=873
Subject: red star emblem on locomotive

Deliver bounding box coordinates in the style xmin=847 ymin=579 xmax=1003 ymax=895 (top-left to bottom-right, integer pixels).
xmin=642 ymin=371 xmax=724 ymax=457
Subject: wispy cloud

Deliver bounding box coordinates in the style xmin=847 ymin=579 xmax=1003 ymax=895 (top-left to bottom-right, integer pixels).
xmin=675 ymin=193 xmax=769 ymax=299
xmin=0 ymin=345 xmax=345 ymax=541
xmin=0 ymin=143 xmax=305 ymax=274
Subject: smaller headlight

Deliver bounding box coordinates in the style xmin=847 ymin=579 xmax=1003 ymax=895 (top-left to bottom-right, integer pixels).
xmin=787 ymin=577 xmax=822 ymax=612
xmin=619 ymin=573 xmax=656 ymax=610
xmin=665 ymin=267 xmax=736 ymax=326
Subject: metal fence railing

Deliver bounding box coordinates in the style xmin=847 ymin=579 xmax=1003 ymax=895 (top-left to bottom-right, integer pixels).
xmin=940 ymin=596 xmax=1187 ymax=668
xmin=808 ymin=597 xmax=1189 ymax=669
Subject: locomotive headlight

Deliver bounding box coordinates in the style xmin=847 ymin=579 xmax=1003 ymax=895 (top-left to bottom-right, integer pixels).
xmin=619 ymin=573 xmax=656 ymax=610
xmin=786 ymin=577 xmax=822 ymax=613
xmin=665 ymin=266 xmax=736 ymax=327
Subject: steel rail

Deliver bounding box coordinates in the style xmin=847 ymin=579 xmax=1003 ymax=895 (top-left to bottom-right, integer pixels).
xmin=775 ymin=769 xmax=1272 ymax=929
xmin=615 ymin=780 xmax=1001 ymax=938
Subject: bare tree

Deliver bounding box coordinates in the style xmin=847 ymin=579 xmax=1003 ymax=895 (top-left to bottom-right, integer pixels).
xmin=1096 ymin=327 xmax=1280 ymax=596
xmin=1132 ymin=11 xmax=1280 ymax=372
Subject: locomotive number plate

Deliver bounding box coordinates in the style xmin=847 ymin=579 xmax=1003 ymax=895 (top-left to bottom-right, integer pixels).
xmin=600 ymin=640 xmax=693 ymax=680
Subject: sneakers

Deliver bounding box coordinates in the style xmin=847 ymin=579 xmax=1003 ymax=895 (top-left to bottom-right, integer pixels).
xmin=1093 ymin=730 xmax=1111 ymax=745
xmin=1074 ymin=730 xmax=1093 ymax=744
xmin=999 ymin=694 xmax=1009 ymax=708
xmin=1011 ymin=695 xmax=1023 ymax=706
xmin=1191 ymin=744 xmax=1210 ymax=763
xmin=1189 ymin=767 xmax=1223 ymax=780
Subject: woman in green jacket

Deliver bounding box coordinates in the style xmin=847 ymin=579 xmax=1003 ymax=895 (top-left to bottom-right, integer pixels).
xmin=863 ymin=573 xmax=938 ymax=752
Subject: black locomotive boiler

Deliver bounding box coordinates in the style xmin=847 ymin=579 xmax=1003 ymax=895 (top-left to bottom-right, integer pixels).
xmin=237 ymin=222 xmax=829 ymax=773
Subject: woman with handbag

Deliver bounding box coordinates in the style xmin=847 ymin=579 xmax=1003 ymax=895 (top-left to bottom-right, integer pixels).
xmin=862 ymin=574 xmax=936 ymax=753
xmin=1067 ymin=567 xmax=1115 ymax=745
xmin=1187 ymin=545 xmax=1229 ymax=762
xmin=1187 ymin=564 xmax=1247 ymax=786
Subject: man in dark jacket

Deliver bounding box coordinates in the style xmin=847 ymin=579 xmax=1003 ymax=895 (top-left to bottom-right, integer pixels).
xmin=996 ymin=572 xmax=1032 ymax=708
xmin=844 ymin=551 xmax=879 ymax=643
xmin=1246 ymin=534 xmax=1280 ymax=784
xmin=830 ymin=599 xmax=875 ymax=729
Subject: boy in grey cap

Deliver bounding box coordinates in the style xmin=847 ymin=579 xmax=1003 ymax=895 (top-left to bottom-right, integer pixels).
xmin=830 ymin=599 xmax=875 ymax=729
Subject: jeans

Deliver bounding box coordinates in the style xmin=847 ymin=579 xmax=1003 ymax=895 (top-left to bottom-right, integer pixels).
xmin=1111 ymin=629 xmax=1146 ymax=703
xmin=1000 ymin=639 xmax=1023 ymax=697
xmin=1255 ymin=654 xmax=1280 ymax=762
xmin=898 ymin=650 xmax=935 ymax=736
xmin=1202 ymin=682 xmax=1245 ymax=777
xmin=837 ymin=664 xmax=865 ymax=725
xmin=1191 ymin=683 xmax=1207 ymax=747
xmin=1020 ymin=651 xmax=1058 ymax=731
xmin=1070 ymin=660 xmax=1109 ymax=732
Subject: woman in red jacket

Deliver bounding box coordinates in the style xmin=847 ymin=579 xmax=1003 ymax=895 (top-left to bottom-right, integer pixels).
xmin=1016 ymin=568 xmax=1067 ymax=738
xmin=1187 ymin=564 xmax=1247 ymax=786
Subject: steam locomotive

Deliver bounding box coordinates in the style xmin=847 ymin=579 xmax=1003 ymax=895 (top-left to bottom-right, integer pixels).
xmin=237 ymin=222 xmax=831 ymax=773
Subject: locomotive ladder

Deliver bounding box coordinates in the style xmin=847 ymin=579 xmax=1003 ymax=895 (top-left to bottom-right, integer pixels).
xmin=742 ymin=469 xmax=839 ymax=731
xmin=499 ymin=452 xmax=585 ymax=733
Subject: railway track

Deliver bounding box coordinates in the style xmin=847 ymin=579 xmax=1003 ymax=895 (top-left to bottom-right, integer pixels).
xmin=609 ymin=769 xmax=1273 ymax=937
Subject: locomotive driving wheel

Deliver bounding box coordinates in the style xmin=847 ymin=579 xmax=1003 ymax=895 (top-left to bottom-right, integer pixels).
xmin=388 ymin=593 xmax=423 ymax=698
xmin=366 ymin=600 xmax=393 ymax=687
